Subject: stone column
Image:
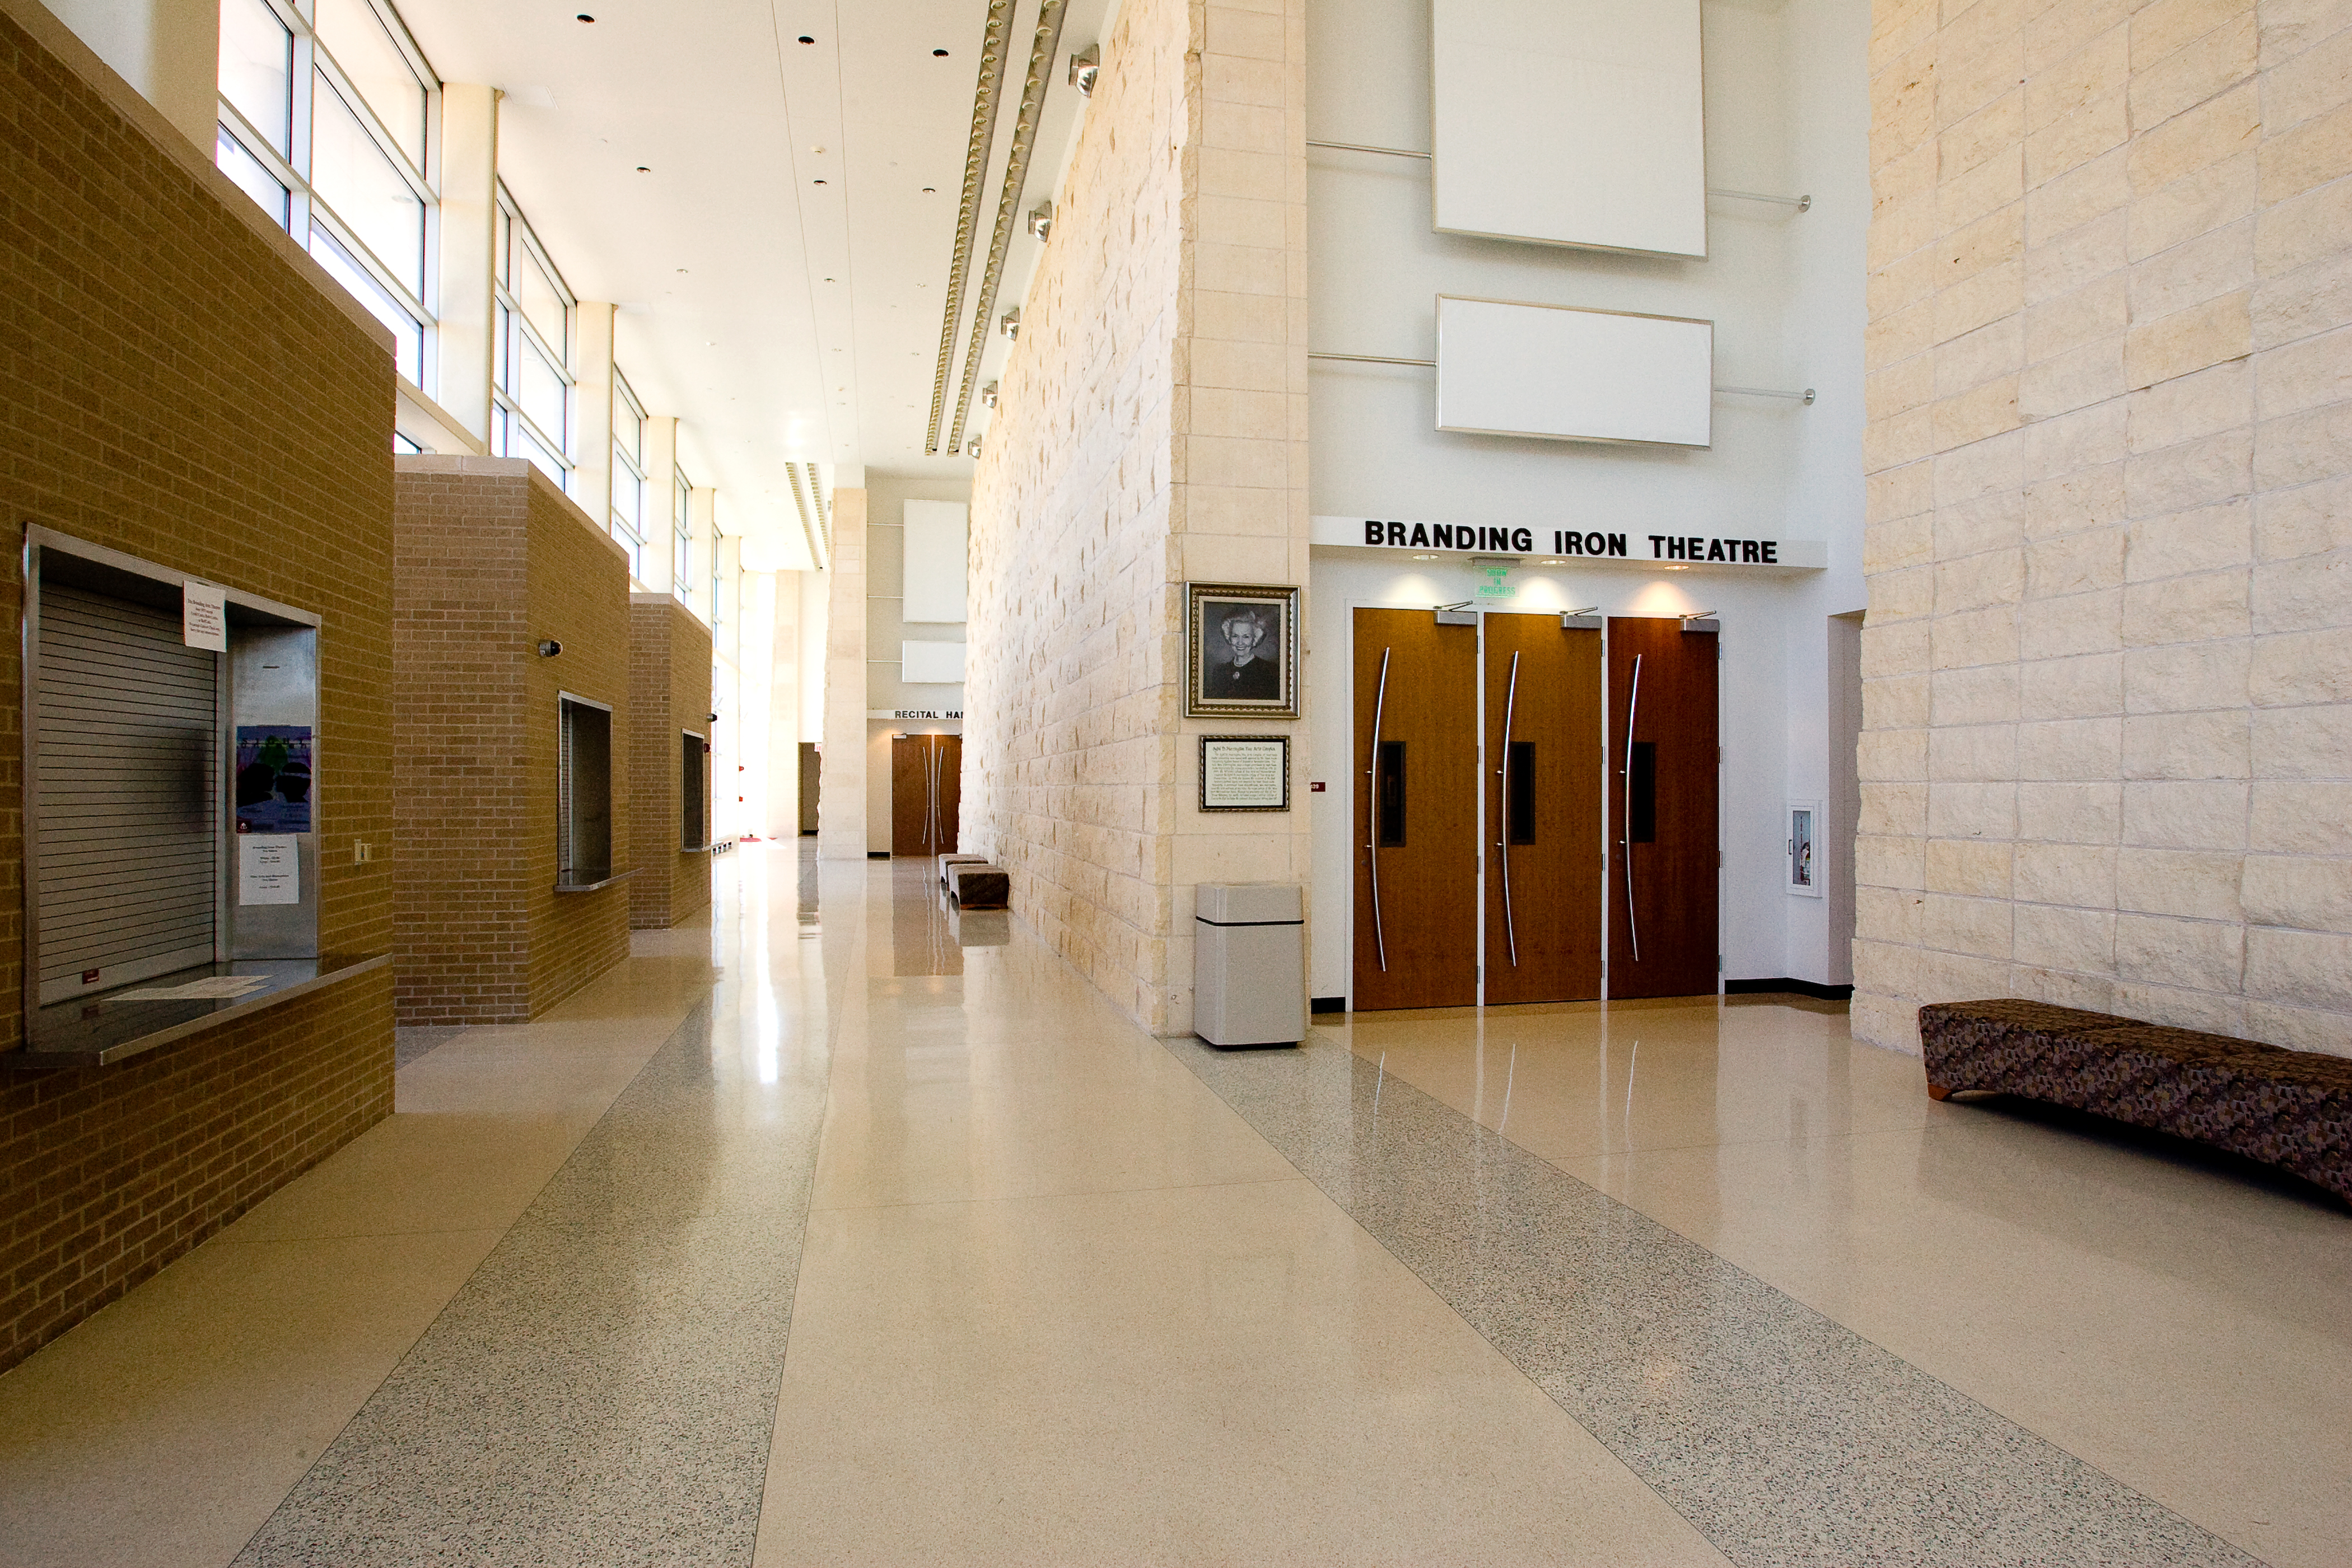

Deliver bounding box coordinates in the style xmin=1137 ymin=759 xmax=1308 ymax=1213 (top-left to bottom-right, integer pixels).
xmin=818 ymin=488 xmax=869 ymax=860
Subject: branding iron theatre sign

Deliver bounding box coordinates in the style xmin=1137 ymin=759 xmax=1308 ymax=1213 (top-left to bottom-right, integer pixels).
xmin=1310 ymin=515 xmax=1827 ymax=570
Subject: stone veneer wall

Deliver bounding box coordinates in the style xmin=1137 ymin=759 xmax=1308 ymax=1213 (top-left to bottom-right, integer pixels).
xmin=1856 ymin=0 xmax=2352 ymax=1054
xmin=964 ymin=0 xmax=1312 ymax=1034
xmin=628 ymin=595 xmax=715 ymax=929
xmin=0 ymin=2 xmax=396 ymax=1371
xmin=392 ymin=458 xmax=632 ymax=1024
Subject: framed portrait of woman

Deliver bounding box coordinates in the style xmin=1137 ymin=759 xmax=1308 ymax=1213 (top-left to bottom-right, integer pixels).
xmin=1185 ymin=582 xmax=1300 ymax=719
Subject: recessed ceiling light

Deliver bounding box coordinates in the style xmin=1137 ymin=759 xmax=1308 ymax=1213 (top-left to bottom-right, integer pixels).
xmin=1412 ymin=554 xmax=1437 ymax=560
xmin=575 ymin=12 xmax=594 ymax=20
xmin=813 ymin=178 xmax=827 ymax=184
xmin=932 ymin=48 xmax=948 ymax=56
xmin=635 ymin=165 xmax=650 ymax=172
xmin=797 ymin=34 xmax=814 ymax=44
xmin=921 ymin=186 xmax=936 ymax=194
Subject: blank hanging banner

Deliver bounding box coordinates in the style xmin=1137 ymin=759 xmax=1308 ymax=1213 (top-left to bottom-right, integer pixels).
xmin=902 ymin=500 xmax=969 ymax=624
xmin=1430 ymin=0 xmax=1705 ymax=259
xmin=1435 ymin=296 xmax=1714 ymax=449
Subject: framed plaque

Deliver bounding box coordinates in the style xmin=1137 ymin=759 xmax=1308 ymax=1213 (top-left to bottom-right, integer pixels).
xmin=1788 ymin=800 xmax=1822 ymax=896
xmin=1186 ymin=582 xmax=1300 ymax=718
xmin=1199 ymin=736 xmax=1290 ymax=811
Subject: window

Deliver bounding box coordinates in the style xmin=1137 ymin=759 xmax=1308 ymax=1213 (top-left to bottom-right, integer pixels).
xmin=673 ymin=468 xmax=693 ymax=604
xmin=214 ymin=0 xmax=437 ymax=387
xmin=557 ymin=695 xmax=613 ymax=885
xmin=710 ymin=521 xmax=725 ymax=627
xmin=492 ymin=190 xmax=575 ymax=489
xmin=611 ymin=375 xmax=647 ymax=579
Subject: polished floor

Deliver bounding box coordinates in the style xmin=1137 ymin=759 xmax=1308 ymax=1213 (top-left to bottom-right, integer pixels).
xmin=1 ymin=847 xmax=2346 ymax=1566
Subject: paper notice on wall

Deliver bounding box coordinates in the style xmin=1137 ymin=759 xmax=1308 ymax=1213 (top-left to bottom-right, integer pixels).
xmin=183 ymin=581 xmax=228 ymax=651
xmin=239 ymin=835 xmax=300 ymax=905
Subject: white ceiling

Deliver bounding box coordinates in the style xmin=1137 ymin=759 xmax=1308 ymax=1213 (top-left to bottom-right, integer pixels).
xmin=392 ymin=0 xmax=1113 ymax=571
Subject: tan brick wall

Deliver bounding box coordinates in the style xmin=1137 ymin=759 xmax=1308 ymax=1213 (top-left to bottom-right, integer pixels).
xmin=0 ymin=9 xmax=396 ymax=1371
xmin=964 ymin=0 xmax=1312 ymax=1035
xmin=391 ymin=458 xmax=632 ymax=1024
xmin=1858 ymin=0 xmax=2352 ymax=1054
xmin=628 ymin=595 xmax=714 ymax=928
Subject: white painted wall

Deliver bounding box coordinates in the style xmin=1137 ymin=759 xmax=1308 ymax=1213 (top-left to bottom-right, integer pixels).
xmin=1305 ymin=0 xmax=1870 ymax=994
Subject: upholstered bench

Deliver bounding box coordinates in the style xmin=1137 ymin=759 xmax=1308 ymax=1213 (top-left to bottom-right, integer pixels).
xmin=936 ymin=852 xmax=987 ymax=889
xmin=1920 ymin=999 xmax=2352 ymax=1203
xmin=945 ymin=862 xmax=1009 ymax=909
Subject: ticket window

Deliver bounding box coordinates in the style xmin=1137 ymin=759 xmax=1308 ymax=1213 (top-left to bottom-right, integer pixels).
xmin=558 ymin=694 xmax=614 ymax=885
xmin=25 ymin=531 xmax=321 ymax=1014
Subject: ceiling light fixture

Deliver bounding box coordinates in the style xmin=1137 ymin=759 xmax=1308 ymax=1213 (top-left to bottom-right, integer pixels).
xmin=575 ymin=12 xmax=594 ymax=20
xmin=1068 ymin=44 xmax=1098 ymax=96
xmin=636 ymin=165 xmax=650 ymax=172
xmin=933 ymin=48 xmax=949 ymax=56
xmin=922 ymin=186 xmax=936 ymax=193
xmin=797 ymin=34 xmax=814 ymax=44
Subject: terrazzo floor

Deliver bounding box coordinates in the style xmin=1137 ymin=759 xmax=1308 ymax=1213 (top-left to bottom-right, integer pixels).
xmin=0 ymin=844 xmax=2345 ymax=1566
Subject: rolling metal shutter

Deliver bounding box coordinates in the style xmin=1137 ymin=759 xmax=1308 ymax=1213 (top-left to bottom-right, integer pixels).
xmin=35 ymin=584 xmax=218 ymax=1001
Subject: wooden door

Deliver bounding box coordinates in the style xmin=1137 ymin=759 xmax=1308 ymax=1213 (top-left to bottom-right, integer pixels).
xmin=1353 ymin=608 xmax=1478 ymax=1010
xmin=890 ymin=735 xmax=961 ymax=857
xmin=1607 ymin=617 xmax=1719 ymax=997
xmin=1483 ymin=614 xmax=1604 ymax=1004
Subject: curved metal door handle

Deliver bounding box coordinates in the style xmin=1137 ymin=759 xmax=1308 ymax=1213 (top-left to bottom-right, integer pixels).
xmin=1496 ymin=650 xmax=1520 ymax=968
xmin=1622 ymin=653 xmax=1642 ymax=964
xmin=1366 ymin=646 xmax=1392 ymax=973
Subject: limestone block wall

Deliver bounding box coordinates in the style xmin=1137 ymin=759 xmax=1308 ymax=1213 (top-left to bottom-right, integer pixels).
xmin=0 ymin=1 xmax=396 ymax=1371
xmin=965 ymin=0 xmax=1313 ymax=1034
xmin=393 ymin=458 xmax=631 ymax=1024
xmin=628 ymin=595 xmax=715 ymax=929
xmin=1856 ymin=0 xmax=2352 ymax=1054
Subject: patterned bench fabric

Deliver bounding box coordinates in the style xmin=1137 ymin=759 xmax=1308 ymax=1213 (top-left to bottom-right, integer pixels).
xmin=1920 ymin=1000 xmax=2352 ymax=1204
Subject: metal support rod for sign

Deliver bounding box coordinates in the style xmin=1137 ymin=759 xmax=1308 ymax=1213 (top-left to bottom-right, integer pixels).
xmin=1306 ymin=139 xmax=1431 ymax=159
xmin=1710 ymin=188 xmax=1811 ymax=211
xmin=1309 ymin=352 xmax=1814 ymax=405
xmin=1304 ymin=139 xmax=1809 ymax=213
xmin=1718 ymin=384 xmax=1818 ymax=404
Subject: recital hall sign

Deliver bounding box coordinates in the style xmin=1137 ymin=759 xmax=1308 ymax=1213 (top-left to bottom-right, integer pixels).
xmin=1310 ymin=515 xmax=1827 ymax=570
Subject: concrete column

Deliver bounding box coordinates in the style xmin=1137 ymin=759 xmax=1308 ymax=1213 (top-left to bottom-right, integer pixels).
xmin=687 ymin=486 xmax=718 ymax=626
xmin=642 ymin=415 xmax=680 ymax=596
xmin=48 ymin=0 xmax=216 ymax=152
xmin=767 ymin=570 xmax=801 ymax=842
xmin=817 ymin=488 xmax=867 ymax=861
xmin=435 ymin=84 xmax=499 ymax=445
xmin=572 ymin=301 xmax=617 ymax=533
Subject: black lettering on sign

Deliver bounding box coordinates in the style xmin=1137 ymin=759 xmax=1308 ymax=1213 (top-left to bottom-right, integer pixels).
xmin=1650 ymin=534 xmax=1669 ymax=557
xmin=1409 ymin=522 xmax=1429 ymax=548
xmin=1387 ymin=521 xmax=1406 ymax=546
xmin=1742 ymin=539 xmax=1758 ymax=562
xmin=1762 ymin=540 xmax=1778 ymax=563
xmin=1364 ymin=520 xmax=1383 ymax=545
xmin=1604 ymin=533 xmax=1625 ymax=557
xmin=1511 ymin=526 xmax=1533 ymax=552
xmin=1706 ymin=539 xmax=1725 ymax=562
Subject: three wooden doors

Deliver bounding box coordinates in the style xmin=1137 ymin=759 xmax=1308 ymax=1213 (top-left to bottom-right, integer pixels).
xmin=1349 ymin=608 xmax=1716 ymax=1010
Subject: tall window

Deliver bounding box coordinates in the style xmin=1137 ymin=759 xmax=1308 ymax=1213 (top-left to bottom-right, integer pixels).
xmin=215 ymin=0 xmax=437 ymax=385
xmin=673 ymin=468 xmax=694 ymax=605
xmin=610 ymin=375 xmax=647 ymax=579
xmin=492 ymin=188 xmax=574 ymax=488
xmin=710 ymin=520 xmax=725 ymax=629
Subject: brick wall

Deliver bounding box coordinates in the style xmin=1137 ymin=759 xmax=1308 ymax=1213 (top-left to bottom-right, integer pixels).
xmin=0 ymin=7 xmax=396 ymax=1371
xmin=965 ymin=0 xmax=1313 ymax=1035
xmin=628 ymin=595 xmax=714 ymax=928
xmin=1856 ymin=0 xmax=2352 ymax=1054
xmin=392 ymin=458 xmax=632 ymax=1024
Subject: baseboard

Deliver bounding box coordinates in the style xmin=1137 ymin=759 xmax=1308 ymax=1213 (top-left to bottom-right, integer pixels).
xmin=867 ymin=851 xmax=889 ymax=859
xmin=1310 ymin=996 xmax=1346 ymax=1015
xmin=1725 ymin=977 xmax=1854 ymax=1001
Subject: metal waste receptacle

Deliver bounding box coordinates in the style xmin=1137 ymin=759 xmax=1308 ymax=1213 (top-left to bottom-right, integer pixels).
xmin=1193 ymin=883 xmax=1305 ymax=1048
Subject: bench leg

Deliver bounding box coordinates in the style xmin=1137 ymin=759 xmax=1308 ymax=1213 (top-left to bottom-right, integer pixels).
xmin=1926 ymin=1081 xmax=1952 ymax=1102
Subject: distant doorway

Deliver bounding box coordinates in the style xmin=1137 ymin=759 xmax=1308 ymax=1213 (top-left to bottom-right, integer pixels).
xmin=890 ymin=734 xmax=961 ymax=858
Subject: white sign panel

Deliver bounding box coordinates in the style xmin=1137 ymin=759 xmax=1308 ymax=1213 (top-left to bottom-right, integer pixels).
xmin=183 ymin=580 xmax=228 ymax=651
xmin=903 ymin=500 xmax=969 ymax=623
xmin=1432 ymin=0 xmax=1705 ymax=258
xmin=238 ymin=835 xmax=300 ymax=906
xmin=902 ymin=641 xmax=968 ymax=684
xmin=1436 ymin=297 xmax=1713 ymax=449
xmin=1311 ymin=516 xmax=1827 ymax=571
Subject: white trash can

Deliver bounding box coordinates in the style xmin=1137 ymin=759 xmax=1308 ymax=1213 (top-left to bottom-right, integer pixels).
xmin=1193 ymin=884 xmax=1306 ymax=1048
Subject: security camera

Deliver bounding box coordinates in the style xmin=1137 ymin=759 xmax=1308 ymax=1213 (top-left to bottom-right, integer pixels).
xmin=537 ymin=639 xmax=562 ymax=657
